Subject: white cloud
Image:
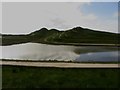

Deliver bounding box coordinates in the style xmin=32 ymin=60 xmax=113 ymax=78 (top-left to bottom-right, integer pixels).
xmin=0 ymin=2 xmax=2 ymax=34
xmin=1 ymin=0 xmax=119 ymax=2
xmin=2 ymin=2 xmax=118 ymax=34
xmin=1 ymin=0 xmax=92 ymax=2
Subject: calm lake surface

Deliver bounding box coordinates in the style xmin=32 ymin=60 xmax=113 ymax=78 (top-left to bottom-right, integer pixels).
xmin=0 ymin=43 xmax=119 ymax=62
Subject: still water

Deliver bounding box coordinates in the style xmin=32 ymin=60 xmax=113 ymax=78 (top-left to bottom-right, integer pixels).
xmin=0 ymin=43 xmax=119 ymax=62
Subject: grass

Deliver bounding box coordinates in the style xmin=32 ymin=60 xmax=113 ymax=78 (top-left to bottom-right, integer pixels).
xmin=2 ymin=65 xmax=119 ymax=89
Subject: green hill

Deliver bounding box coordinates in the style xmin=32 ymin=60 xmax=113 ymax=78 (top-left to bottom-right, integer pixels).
xmin=29 ymin=27 xmax=119 ymax=45
xmin=1 ymin=27 xmax=119 ymax=46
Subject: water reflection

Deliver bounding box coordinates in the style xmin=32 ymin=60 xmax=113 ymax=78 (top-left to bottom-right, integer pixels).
xmin=76 ymin=51 xmax=119 ymax=62
xmin=1 ymin=43 xmax=119 ymax=62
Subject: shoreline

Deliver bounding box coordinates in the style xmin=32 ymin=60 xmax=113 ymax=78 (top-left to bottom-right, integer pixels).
xmin=1 ymin=59 xmax=120 ymax=64
xmin=1 ymin=41 xmax=120 ymax=47
xmin=0 ymin=60 xmax=119 ymax=68
xmin=37 ymin=42 xmax=120 ymax=47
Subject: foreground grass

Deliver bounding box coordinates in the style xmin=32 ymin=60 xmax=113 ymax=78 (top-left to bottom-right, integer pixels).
xmin=2 ymin=65 xmax=119 ymax=89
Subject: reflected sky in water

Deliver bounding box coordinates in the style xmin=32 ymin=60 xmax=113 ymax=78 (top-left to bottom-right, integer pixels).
xmin=0 ymin=43 xmax=119 ymax=62
xmin=76 ymin=51 xmax=119 ymax=62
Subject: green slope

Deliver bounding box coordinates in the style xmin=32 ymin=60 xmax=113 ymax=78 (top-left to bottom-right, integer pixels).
xmin=29 ymin=27 xmax=119 ymax=44
xmin=1 ymin=27 xmax=119 ymax=46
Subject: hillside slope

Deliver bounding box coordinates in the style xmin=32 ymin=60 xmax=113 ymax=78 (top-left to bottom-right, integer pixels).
xmin=29 ymin=27 xmax=119 ymax=45
xmin=1 ymin=27 xmax=119 ymax=46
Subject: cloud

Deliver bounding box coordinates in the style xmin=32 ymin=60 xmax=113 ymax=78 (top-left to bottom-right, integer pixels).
xmin=0 ymin=2 xmax=1 ymax=33
xmin=2 ymin=2 xmax=118 ymax=34
xmin=48 ymin=2 xmax=117 ymax=33
xmin=48 ymin=3 xmax=98 ymax=30
xmin=1 ymin=0 xmax=92 ymax=2
xmin=50 ymin=18 xmax=70 ymax=29
xmin=92 ymin=0 xmax=119 ymax=2
xmin=1 ymin=0 xmax=119 ymax=2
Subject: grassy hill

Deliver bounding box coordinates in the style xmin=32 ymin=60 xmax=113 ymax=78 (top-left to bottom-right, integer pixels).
xmin=1 ymin=27 xmax=119 ymax=46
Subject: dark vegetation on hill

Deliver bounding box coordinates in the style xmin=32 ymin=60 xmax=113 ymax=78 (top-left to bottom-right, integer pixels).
xmin=1 ymin=27 xmax=119 ymax=46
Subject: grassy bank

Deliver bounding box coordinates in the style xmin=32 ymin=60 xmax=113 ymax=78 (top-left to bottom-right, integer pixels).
xmin=1 ymin=59 xmax=120 ymax=64
xmin=2 ymin=65 xmax=119 ymax=89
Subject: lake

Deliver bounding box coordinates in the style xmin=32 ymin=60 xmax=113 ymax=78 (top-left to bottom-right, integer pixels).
xmin=0 ymin=43 xmax=119 ymax=62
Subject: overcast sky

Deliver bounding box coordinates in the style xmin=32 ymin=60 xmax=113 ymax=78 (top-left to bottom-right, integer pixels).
xmin=2 ymin=1 xmax=119 ymax=34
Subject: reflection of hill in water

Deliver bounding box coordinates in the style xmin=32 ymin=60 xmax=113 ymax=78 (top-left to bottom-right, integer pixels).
xmin=73 ymin=46 xmax=118 ymax=54
xmin=1 ymin=43 xmax=119 ymax=62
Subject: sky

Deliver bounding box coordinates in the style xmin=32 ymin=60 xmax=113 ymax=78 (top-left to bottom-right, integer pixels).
xmin=1 ymin=1 xmax=119 ymax=34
